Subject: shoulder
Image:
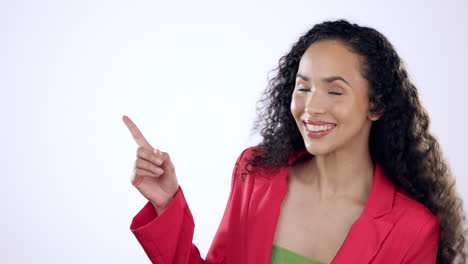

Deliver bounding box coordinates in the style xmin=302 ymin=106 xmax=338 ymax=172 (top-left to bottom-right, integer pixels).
xmin=235 ymin=145 xmax=260 ymax=163
xmin=229 ymin=146 xmax=258 ymax=178
xmin=388 ymin=186 xmax=440 ymax=248
xmin=230 ymin=145 xmax=288 ymax=187
xmin=393 ymin=186 xmax=439 ymax=226
xmin=235 ymin=145 xmax=291 ymax=178
xmin=232 ymin=145 xmax=264 ymax=178
xmin=383 ymin=188 xmax=441 ymax=261
xmin=371 ymin=186 xmax=440 ymax=262
xmin=232 ymin=146 xmax=259 ymax=172
xmin=225 ymin=146 xmax=264 ymax=205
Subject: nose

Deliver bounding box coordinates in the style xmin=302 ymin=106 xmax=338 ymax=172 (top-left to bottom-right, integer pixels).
xmin=304 ymin=87 xmax=326 ymax=114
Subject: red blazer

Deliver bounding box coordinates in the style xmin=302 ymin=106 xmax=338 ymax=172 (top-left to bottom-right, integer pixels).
xmin=130 ymin=146 xmax=440 ymax=263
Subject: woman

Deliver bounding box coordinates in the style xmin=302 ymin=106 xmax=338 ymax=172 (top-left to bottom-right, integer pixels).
xmin=123 ymin=20 xmax=467 ymax=263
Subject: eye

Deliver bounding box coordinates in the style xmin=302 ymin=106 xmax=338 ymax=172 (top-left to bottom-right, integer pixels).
xmin=329 ymin=92 xmax=343 ymax=95
xmin=298 ymin=88 xmax=309 ymax=91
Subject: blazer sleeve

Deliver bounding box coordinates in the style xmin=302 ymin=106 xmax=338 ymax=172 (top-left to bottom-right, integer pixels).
xmin=400 ymin=216 xmax=441 ymax=264
xmin=130 ymin=148 xmax=248 ymax=264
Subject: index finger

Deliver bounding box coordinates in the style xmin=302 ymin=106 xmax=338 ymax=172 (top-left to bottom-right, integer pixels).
xmin=122 ymin=115 xmax=154 ymax=150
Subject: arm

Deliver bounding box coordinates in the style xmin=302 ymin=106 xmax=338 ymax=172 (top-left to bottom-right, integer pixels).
xmin=400 ymin=216 xmax=440 ymax=263
xmin=130 ymin=148 xmax=248 ymax=264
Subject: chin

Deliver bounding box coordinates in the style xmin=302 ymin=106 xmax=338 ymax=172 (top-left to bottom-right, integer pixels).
xmin=304 ymin=144 xmax=333 ymax=156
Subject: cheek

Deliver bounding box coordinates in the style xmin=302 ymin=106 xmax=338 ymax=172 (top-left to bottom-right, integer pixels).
xmin=290 ymin=95 xmax=302 ymax=117
xmin=333 ymin=102 xmax=368 ymax=127
xmin=331 ymin=104 xmax=350 ymax=121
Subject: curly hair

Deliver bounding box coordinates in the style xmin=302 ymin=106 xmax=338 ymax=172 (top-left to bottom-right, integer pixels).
xmin=244 ymin=19 xmax=467 ymax=264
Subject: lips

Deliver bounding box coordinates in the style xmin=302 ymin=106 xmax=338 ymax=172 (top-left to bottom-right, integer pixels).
xmin=303 ymin=120 xmax=337 ymax=126
xmin=302 ymin=120 xmax=336 ymax=138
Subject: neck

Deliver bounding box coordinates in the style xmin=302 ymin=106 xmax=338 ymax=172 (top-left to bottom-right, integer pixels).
xmin=297 ymin=146 xmax=375 ymax=204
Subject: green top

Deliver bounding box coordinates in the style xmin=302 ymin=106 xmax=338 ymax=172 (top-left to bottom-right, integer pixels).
xmin=270 ymin=244 xmax=325 ymax=264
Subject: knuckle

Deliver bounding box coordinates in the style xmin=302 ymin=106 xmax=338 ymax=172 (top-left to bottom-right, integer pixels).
xmin=134 ymin=168 xmax=141 ymax=176
xmin=162 ymin=152 xmax=170 ymax=162
xmin=135 ymin=159 xmax=142 ymax=167
xmin=155 ymin=148 xmax=162 ymax=155
xmin=136 ymin=168 xmax=146 ymax=177
xmin=153 ymin=157 xmax=163 ymax=166
xmin=146 ymin=162 xmax=155 ymax=171
xmin=136 ymin=146 xmax=146 ymax=156
xmin=150 ymin=165 xmax=162 ymax=174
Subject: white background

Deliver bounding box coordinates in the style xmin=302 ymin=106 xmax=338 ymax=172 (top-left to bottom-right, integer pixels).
xmin=1 ymin=0 xmax=467 ymax=263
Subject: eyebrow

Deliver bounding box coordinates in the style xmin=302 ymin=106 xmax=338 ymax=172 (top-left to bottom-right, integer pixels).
xmin=296 ymin=73 xmax=352 ymax=87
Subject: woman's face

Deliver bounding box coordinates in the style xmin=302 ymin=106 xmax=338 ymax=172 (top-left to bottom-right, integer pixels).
xmin=290 ymin=40 xmax=381 ymax=156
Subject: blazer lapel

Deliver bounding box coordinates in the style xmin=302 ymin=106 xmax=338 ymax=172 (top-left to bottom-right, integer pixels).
xmin=330 ymin=162 xmax=396 ymax=263
xmin=246 ymin=148 xmax=397 ymax=264
xmin=245 ymin=149 xmax=311 ymax=263
xmin=244 ymin=165 xmax=289 ymax=263
xmin=330 ymin=216 xmax=394 ymax=263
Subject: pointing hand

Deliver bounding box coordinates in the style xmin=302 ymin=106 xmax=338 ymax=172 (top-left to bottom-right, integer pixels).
xmin=122 ymin=115 xmax=179 ymax=215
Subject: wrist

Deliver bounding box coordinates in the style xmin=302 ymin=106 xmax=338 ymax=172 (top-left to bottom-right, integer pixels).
xmin=150 ymin=188 xmax=179 ymax=215
xmin=151 ymin=197 xmax=174 ymax=216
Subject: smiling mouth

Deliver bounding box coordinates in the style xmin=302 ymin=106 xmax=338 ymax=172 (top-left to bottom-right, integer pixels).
xmin=304 ymin=123 xmax=336 ymax=132
xmin=303 ymin=123 xmax=336 ymax=138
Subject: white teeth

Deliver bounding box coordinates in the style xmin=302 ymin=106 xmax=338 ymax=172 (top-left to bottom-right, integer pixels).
xmin=306 ymin=124 xmax=335 ymax=132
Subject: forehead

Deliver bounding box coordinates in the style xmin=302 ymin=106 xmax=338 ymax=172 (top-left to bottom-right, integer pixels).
xmin=298 ymin=40 xmax=364 ymax=81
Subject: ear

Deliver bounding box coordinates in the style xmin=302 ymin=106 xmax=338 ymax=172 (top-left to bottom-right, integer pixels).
xmin=368 ymin=110 xmax=384 ymax=121
xmin=368 ymin=95 xmax=384 ymax=121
